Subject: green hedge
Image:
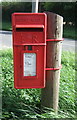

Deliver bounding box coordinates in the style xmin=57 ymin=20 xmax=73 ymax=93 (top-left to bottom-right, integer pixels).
xmin=1 ymin=2 xmax=76 ymax=24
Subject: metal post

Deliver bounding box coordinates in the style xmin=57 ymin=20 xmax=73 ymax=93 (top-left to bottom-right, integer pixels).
xmin=32 ymin=0 xmax=39 ymax=13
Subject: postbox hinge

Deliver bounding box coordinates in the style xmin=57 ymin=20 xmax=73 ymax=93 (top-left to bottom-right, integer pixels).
xmin=46 ymin=38 xmax=64 ymax=42
xmin=45 ymin=65 xmax=62 ymax=71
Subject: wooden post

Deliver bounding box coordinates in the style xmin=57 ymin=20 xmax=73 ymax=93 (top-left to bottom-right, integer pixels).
xmin=32 ymin=0 xmax=39 ymax=13
xmin=41 ymin=12 xmax=63 ymax=113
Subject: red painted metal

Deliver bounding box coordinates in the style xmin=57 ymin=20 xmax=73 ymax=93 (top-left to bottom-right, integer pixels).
xmin=46 ymin=38 xmax=64 ymax=42
xmin=12 ymin=13 xmax=47 ymax=89
xmin=16 ymin=25 xmax=44 ymax=28
xmin=45 ymin=65 xmax=62 ymax=71
xmin=14 ymin=43 xmax=46 ymax=46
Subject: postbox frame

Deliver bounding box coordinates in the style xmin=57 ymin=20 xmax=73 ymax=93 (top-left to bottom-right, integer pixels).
xmin=12 ymin=13 xmax=47 ymax=89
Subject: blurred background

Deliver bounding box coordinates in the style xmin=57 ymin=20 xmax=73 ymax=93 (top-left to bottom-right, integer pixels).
xmin=0 ymin=2 xmax=77 ymax=39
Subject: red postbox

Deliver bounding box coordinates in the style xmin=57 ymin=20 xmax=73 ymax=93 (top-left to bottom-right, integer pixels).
xmin=12 ymin=13 xmax=47 ymax=89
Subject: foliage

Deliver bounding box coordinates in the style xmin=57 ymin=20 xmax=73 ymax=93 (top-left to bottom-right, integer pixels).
xmin=63 ymin=25 xmax=76 ymax=39
xmin=2 ymin=21 xmax=12 ymax=31
xmin=2 ymin=2 xmax=32 ymax=21
xmin=1 ymin=2 xmax=76 ymax=39
xmin=0 ymin=49 xmax=76 ymax=119
xmin=1 ymin=2 xmax=76 ymax=24
xmin=44 ymin=2 xmax=75 ymax=23
xmin=60 ymin=52 xmax=76 ymax=114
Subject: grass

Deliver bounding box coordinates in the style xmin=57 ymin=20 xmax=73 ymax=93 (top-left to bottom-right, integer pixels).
xmin=0 ymin=49 xmax=76 ymax=119
xmin=0 ymin=21 xmax=76 ymax=39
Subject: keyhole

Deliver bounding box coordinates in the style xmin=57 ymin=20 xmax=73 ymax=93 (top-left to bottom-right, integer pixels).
xmin=28 ymin=46 xmax=32 ymax=50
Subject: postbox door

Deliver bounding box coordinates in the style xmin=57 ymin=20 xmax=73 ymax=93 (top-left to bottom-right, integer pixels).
xmin=12 ymin=13 xmax=47 ymax=89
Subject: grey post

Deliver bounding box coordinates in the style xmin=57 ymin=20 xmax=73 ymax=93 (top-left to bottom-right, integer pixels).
xmin=32 ymin=0 xmax=39 ymax=13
